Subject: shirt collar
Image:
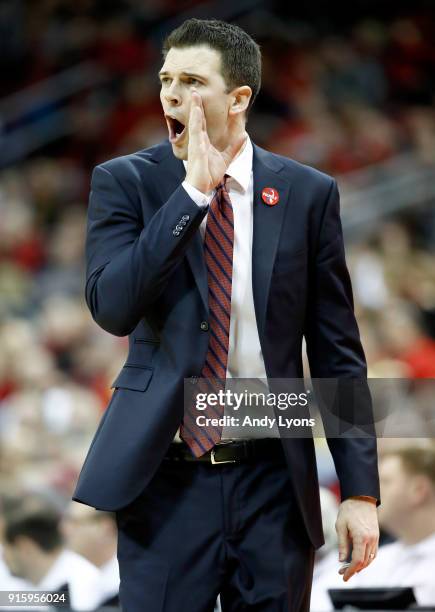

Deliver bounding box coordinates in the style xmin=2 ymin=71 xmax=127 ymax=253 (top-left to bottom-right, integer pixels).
xmin=225 ymin=135 xmax=252 ymax=193
xmin=182 ymin=134 xmax=252 ymax=194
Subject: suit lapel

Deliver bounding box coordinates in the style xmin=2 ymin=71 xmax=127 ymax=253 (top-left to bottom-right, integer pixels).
xmin=252 ymin=144 xmax=291 ymax=339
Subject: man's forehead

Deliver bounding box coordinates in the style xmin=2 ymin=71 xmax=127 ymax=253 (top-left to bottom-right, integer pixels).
xmin=160 ymin=45 xmax=222 ymax=75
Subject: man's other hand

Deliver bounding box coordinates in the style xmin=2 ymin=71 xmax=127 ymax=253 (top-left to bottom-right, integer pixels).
xmin=335 ymin=496 xmax=379 ymax=582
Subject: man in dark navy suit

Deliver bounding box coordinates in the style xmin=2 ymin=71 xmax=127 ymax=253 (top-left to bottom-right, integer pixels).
xmin=73 ymin=19 xmax=380 ymax=612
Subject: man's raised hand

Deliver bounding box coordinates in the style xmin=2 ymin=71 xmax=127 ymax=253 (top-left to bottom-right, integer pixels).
xmin=185 ymin=91 xmax=246 ymax=193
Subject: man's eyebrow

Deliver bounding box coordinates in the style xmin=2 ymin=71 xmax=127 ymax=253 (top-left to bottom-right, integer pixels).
xmin=158 ymin=70 xmax=207 ymax=81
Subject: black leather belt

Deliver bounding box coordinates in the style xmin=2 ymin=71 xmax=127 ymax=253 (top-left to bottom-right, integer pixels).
xmin=164 ymin=439 xmax=285 ymax=465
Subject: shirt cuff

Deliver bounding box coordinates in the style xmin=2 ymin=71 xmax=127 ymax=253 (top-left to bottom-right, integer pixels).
xmin=347 ymin=495 xmax=378 ymax=505
xmin=182 ymin=181 xmax=212 ymax=208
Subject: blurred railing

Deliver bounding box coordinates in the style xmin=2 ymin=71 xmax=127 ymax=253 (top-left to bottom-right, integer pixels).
xmin=339 ymin=153 xmax=435 ymax=240
xmin=0 ymin=61 xmax=109 ymax=167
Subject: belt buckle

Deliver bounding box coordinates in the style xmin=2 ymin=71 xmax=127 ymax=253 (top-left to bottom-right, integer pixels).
xmin=210 ymin=442 xmax=237 ymax=465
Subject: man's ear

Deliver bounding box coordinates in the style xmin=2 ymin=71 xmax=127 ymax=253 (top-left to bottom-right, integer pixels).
xmin=229 ymin=86 xmax=252 ymax=117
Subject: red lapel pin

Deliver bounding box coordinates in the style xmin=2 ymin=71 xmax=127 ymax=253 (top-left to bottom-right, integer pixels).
xmin=261 ymin=187 xmax=279 ymax=206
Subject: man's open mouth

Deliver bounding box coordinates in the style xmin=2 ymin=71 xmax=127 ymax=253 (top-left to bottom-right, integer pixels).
xmin=166 ymin=116 xmax=186 ymax=144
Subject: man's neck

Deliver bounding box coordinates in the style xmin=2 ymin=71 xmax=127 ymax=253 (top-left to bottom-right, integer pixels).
xmin=228 ymin=130 xmax=248 ymax=162
xmin=87 ymin=541 xmax=117 ymax=568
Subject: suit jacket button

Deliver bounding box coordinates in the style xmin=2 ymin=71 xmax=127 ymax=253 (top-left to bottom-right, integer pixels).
xmin=173 ymin=229 xmax=180 ymax=236
xmin=182 ymin=215 xmax=190 ymax=221
xmin=175 ymin=224 xmax=183 ymax=231
xmin=200 ymin=321 xmax=209 ymax=332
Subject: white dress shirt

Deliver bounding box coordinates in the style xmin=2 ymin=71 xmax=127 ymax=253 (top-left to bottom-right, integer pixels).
xmin=37 ymin=549 xmax=103 ymax=611
xmin=310 ymin=532 xmax=435 ymax=611
xmin=96 ymin=554 xmax=119 ymax=604
xmin=181 ymin=137 xmax=279 ymax=439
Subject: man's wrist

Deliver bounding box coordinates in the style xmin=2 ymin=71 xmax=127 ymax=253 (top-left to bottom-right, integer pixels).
xmin=184 ymin=173 xmax=210 ymax=194
xmin=182 ymin=180 xmax=211 ymax=208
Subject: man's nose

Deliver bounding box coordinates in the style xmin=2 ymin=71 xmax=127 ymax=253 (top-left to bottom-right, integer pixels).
xmin=164 ymin=81 xmax=182 ymax=106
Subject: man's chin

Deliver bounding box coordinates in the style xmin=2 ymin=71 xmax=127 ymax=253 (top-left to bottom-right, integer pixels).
xmin=170 ymin=140 xmax=188 ymax=161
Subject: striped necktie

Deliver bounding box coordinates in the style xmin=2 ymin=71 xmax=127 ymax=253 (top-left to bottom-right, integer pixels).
xmin=181 ymin=176 xmax=234 ymax=457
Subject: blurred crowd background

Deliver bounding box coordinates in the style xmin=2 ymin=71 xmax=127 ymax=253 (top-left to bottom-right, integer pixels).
xmin=0 ymin=0 xmax=434 ymax=609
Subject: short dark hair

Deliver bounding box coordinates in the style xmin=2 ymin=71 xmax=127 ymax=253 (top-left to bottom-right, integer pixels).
xmin=162 ymin=19 xmax=261 ymax=114
xmin=4 ymin=507 xmax=63 ymax=552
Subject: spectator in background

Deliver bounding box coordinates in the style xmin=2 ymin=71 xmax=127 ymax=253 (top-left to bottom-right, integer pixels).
xmin=0 ymin=490 xmax=32 ymax=591
xmin=62 ymin=502 xmax=119 ymax=607
xmin=310 ymin=445 xmax=435 ymax=610
xmin=2 ymin=498 xmax=103 ymax=611
xmin=378 ymin=303 xmax=435 ymax=378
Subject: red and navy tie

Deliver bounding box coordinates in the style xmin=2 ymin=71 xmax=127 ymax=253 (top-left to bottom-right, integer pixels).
xmin=180 ymin=177 xmax=234 ymax=457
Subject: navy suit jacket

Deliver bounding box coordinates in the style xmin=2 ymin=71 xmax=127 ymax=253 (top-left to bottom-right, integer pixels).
xmin=72 ymin=139 xmax=380 ymax=549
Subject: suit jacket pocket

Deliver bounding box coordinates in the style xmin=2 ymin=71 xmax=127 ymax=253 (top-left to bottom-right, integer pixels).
xmin=110 ymin=364 xmax=153 ymax=392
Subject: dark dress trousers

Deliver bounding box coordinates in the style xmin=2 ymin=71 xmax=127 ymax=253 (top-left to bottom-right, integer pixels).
xmin=72 ymin=139 xmax=380 ymax=611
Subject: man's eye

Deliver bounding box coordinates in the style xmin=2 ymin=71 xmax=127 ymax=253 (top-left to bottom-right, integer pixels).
xmin=160 ymin=77 xmax=171 ymax=85
xmin=187 ymin=78 xmax=200 ymax=85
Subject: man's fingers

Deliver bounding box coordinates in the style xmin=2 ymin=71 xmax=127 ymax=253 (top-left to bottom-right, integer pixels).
xmin=188 ymin=103 xmax=203 ymax=147
xmin=191 ymin=91 xmax=206 ymax=130
xmin=341 ymin=532 xmax=379 ymax=580
xmin=343 ymin=538 xmax=366 ymax=581
xmin=367 ymin=548 xmax=377 ymax=566
xmin=189 ymin=91 xmax=209 ymax=149
xmin=361 ymin=542 xmax=371 ymax=569
xmin=190 ymin=90 xmax=201 ymax=107
xmin=197 ymin=93 xmax=207 ymax=132
xmin=336 ymin=521 xmax=349 ymax=563
xmin=363 ymin=539 xmax=377 ymax=569
xmin=361 ymin=527 xmax=379 ymax=570
xmin=335 ymin=499 xmax=380 ymax=582
xmin=189 ymin=91 xmax=201 ymax=125
xmin=364 ymin=537 xmax=378 ymax=567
